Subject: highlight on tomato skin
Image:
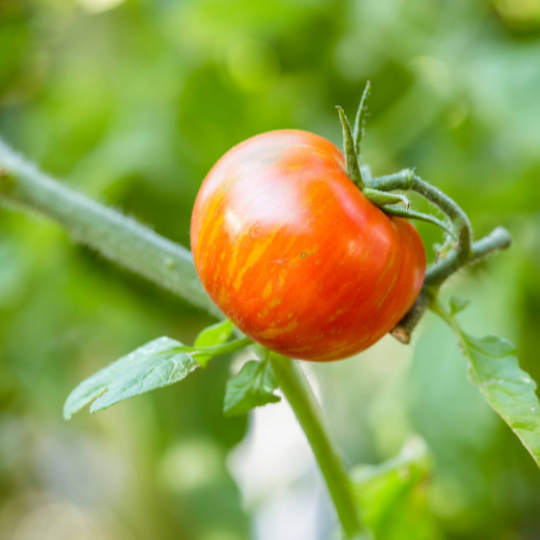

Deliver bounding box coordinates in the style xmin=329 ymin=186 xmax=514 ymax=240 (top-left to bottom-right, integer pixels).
xmin=190 ymin=130 xmax=426 ymax=362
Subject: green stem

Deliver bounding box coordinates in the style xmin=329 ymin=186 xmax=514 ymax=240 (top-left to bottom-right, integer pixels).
xmin=269 ymin=353 xmax=370 ymax=540
xmin=426 ymin=225 xmax=511 ymax=287
xmin=0 ymin=137 xmax=370 ymax=537
xmin=0 ymin=138 xmax=220 ymax=318
xmin=189 ymin=337 xmax=253 ymax=357
xmin=369 ymin=169 xmax=511 ymax=343
xmin=370 ymin=169 xmax=473 ymax=267
xmin=430 ymin=298 xmax=464 ymax=342
xmin=390 ymin=227 xmax=512 ymax=343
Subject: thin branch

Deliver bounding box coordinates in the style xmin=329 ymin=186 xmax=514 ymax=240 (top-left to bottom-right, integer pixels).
xmin=391 ymin=227 xmax=512 ymax=343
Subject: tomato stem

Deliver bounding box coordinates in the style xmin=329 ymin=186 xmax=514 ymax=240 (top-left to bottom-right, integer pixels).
xmin=269 ymin=353 xmax=372 ymax=540
xmin=0 ymin=137 xmax=221 ymax=318
xmin=370 ymin=169 xmax=511 ymax=343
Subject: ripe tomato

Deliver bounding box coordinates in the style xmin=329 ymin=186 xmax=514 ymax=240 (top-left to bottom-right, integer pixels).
xmin=191 ymin=130 xmax=425 ymax=362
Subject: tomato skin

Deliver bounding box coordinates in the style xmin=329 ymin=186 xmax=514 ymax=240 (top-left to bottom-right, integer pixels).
xmin=191 ymin=130 xmax=426 ymax=362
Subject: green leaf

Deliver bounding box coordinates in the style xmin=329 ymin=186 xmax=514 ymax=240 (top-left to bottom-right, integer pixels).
xmin=458 ymin=331 xmax=540 ymax=465
xmin=64 ymin=337 xmax=197 ymax=419
xmin=351 ymin=437 xmax=441 ymax=540
xmin=194 ymin=319 xmax=234 ymax=366
xmin=223 ymin=356 xmax=281 ymax=416
xmin=449 ymin=296 xmax=470 ymax=315
xmin=64 ymin=334 xmax=253 ymax=419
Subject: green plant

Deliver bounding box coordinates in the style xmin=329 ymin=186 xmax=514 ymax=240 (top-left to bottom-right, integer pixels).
xmin=1 ymin=85 xmax=535 ymax=540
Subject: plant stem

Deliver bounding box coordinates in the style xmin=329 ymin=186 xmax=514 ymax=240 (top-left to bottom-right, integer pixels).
xmin=370 ymin=169 xmax=511 ymax=343
xmin=426 ymin=225 xmax=512 ymax=287
xmin=0 ymin=137 xmax=370 ymax=537
xmin=269 ymin=353 xmax=370 ymax=540
xmin=370 ymin=169 xmax=473 ymax=263
xmin=0 ymin=138 xmax=220 ymax=318
xmin=190 ymin=337 xmax=253 ymax=357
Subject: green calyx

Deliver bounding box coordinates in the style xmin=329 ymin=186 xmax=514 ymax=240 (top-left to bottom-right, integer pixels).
xmin=336 ymin=106 xmax=364 ymax=189
xmin=337 ymin=82 xmax=453 ymax=238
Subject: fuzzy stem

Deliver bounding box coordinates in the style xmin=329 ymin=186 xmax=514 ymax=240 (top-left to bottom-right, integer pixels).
xmin=269 ymin=353 xmax=370 ymax=540
xmin=0 ymin=138 xmax=220 ymax=318
xmin=391 ymin=225 xmax=512 ymax=343
xmin=370 ymin=170 xmax=511 ymax=343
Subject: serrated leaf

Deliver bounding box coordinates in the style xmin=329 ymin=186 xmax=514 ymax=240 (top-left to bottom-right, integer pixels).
xmin=449 ymin=296 xmax=470 ymax=314
xmin=194 ymin=319 xmax=234 ymax=366
xmin=223 ymin=359 xmax=281 ymax=416
xmin=458 ymin=331 xmax=540 ymax=465
xmin=64 ymin=337 xmax=195 ymax=419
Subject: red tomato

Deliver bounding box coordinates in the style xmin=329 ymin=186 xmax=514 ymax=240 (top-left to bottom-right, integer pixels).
xmin=191 ymin=130 xmax=425 ymax=362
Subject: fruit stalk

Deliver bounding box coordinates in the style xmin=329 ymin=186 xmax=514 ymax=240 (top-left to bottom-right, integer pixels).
xmin=371 ymin=169 xmax=511 ymax=342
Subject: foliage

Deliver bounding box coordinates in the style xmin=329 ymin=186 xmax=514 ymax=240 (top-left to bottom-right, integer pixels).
xmin=1 ymin=0 xmax=540 ymax=539
xmin=223 ymin=351 xmax=281 ymax=417
xmin=434 ymin=302 xmax=540 ymax=466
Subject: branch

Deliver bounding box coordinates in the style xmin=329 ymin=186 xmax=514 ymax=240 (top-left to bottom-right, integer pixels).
xmin=0 ymin=138 xmax=221 ymax=318
xmin=390 ymin=226 xmax=512 ymax=343
xmin=269 ymin=353 xmax=370 ymax=539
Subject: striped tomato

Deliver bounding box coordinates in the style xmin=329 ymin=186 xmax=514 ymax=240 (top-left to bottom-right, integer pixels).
xmin=191 ymin=130 xmax=425 ymax=362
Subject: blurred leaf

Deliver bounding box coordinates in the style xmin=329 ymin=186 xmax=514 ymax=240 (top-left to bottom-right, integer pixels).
xmin=351 ymin=437 xmax=440 ymax=540
xmin=224 ymin=355 xmax=280 ymax=417
xmin=65 ymin=333 xmax=251 ymax=418
xmin=64 ymin=337 xmax=197 ymax=418
xmin=194 ymin=319 xmax=234 ymax=367
xmin=458 ymin=331 xmax=540 ymax=466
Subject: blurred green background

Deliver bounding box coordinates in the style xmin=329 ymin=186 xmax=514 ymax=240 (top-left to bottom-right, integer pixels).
xmin=1 ymin=0 xmax=540 ymax=539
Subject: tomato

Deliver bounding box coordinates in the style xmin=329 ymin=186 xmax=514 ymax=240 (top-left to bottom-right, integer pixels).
xmin=191 ymin=130 xmax=426 ymax=362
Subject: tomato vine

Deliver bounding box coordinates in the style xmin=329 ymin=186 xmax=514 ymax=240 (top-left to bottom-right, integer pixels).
xmin=0 ymin=84 xmax=530 ymax=540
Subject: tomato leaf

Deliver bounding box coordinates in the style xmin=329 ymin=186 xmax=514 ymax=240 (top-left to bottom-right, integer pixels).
xmin=458 ymin=331 xmax=540 ymax=465
xmin=351 ymin=437 xmax=440 ymax=540
xmin=436 ymin=301 xmax=540 ymax=467
xmin=223 ymin=357 xmax=281 ymax=416
xmin=195 ymin=319 xmax=234 ymax=348
xmin=64 ymin=331 xmax=249 ymax=419
xmin=63 ymin=337 xmax=196 ymax=419
xmin=194 ymin=319 xmax=234 ymax=366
